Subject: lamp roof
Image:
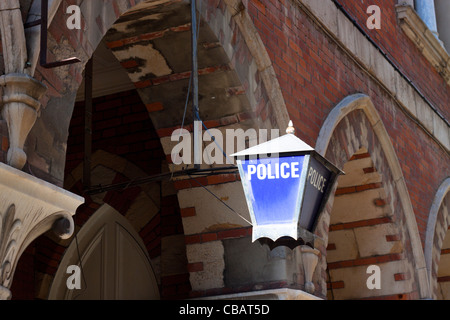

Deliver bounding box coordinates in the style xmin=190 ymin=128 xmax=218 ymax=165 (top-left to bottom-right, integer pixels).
xmin=231 ymin=133 xmax=314 ymax=158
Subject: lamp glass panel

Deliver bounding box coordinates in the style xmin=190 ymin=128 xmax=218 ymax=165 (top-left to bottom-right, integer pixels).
xmin=239 ymin=155 xmax=305 ymax=225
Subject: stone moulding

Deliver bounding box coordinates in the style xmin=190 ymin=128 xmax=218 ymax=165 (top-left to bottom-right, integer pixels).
xmin=197 ymin=287 xmax=322 ymax=300
xmin=0 ymin=161 xmax=84 ymax=299
xmin=396 ymin=5 xmax=450 ymax=85
xmin=296 ymin=0 xmax=449 ymax=152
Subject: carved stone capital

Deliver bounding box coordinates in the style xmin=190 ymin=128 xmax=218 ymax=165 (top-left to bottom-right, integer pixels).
xmin=300 ymin=245 xmax=320 ymax=294
xmin=0 ymin=162 xmax=84 ymax=299
xmin=0 ymin=73 xmax=47 ymax=169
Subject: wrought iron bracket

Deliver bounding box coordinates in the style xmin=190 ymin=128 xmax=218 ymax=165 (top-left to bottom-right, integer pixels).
xmin=24 ymin=0 xmax=80 ymax=68
xmin=84 ymin=166 xmax=239 ymax=195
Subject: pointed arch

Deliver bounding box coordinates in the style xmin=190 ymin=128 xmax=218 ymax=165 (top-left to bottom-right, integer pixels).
xmin=424 ymin=178 xmax=450 ymax=298
xmin=48 ymin=203 xmax=160 ymax=300
xmin=315 ymin=93 xmax=430 ymax=299
xmin=25 ymin=0 xmax=291 ymax=185
xmin=44 ymin=0 xmax=290 ymax=131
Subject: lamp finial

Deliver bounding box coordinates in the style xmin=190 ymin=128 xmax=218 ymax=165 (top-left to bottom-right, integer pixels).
xmin=286 ymin=120 xmax=295 ymax=135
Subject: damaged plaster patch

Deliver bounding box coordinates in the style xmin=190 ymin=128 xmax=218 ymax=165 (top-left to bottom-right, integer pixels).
xmin=112 ymin=44 xmax=172 ymax=81
xmin=123 ymin=0 xmax=174 ymax=16
xmin=112 ymin=13 xmax=164 ymax=33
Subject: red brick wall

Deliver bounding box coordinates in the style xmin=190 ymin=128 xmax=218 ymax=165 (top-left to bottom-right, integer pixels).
xmin=158 ymin=194 xmax=192 ymax=299
xmin=246 ymin=0 xmax=450 ymax=244
xmin=335 ymin=0 xmax=449 ymax=120
xmin=65 ymin=89 xmax=164 ymax=175
xmin=10 ymin=246 xmax=35 ymax=300
xmin=67 ymin=89 xmax=190 ymax=299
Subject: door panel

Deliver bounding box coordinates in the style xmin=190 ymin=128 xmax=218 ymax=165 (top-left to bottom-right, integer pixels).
xmin=49 ymin=204 xmax=160 ymax=300
xmin=68 ymin=231 xmax=105 ymax=300
xmin=115 ymin=223 xmax=160 ymax=299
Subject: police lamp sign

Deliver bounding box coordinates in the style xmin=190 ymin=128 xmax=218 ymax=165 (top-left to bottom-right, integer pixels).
xmin=300 ymin=156 xmax=332 ymax=231
xmin=239 ymin=156 xmax=306 ymax=227
xmin=233 ymin=131 xmax=341 ymax=246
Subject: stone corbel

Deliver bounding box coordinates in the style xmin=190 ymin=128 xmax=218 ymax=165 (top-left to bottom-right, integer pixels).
xmin=300 ymin=245 xmax=320 ymax=294
xmin=0 ymin=1 xmax=82 ymax=301
xmin=0 ymin=162 xmax=84 ymax=300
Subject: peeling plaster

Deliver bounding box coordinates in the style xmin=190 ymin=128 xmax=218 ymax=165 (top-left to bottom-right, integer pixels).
xmin=112 ymin=44 xmax=172 ymax=81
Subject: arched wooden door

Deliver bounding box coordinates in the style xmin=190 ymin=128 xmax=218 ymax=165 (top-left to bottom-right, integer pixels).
xmin=49 ymin=204 xmax=160 ymax=300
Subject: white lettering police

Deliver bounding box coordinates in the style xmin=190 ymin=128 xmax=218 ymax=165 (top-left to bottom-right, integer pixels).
xmin=247 ymin=161 xmax=327 ymax=194
xmin=247 ymin=162 xmax=300 ymax=181
xmin=307 ymin=167 xmax=326 ymax=193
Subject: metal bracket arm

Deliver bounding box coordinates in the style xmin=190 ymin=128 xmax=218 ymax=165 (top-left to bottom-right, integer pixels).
xmin=24 ymin=0 xmax=80 ymax=68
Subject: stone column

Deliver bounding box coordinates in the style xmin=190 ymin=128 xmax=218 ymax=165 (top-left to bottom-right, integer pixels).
xmin=415 ymin=0 xmax=439 ymax=38
xmin=0 ymin=1 xmax=84 ymax=301
xmin=434 ymin=0 xmax=450 ymax=52
xmin=0 ymin=0 xmax=48 ymax=170
xmin=0 ymin=1 xmax=28 ymax=74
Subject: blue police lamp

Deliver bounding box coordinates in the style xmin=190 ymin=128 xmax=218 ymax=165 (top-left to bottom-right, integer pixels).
xmin=232 ymin=121 xmax=343 ymax=249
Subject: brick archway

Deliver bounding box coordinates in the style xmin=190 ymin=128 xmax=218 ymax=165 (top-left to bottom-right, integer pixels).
xmin=314 ymin=94 xmax=430 ymax=299
xmin=26 ymin=0 xmax=290 ymax=187
xmin=12 ymin=147 xmax=190 ymax=300
xmin=424 ymin=178 xmax=450 ymax=299
xmin=21 ymin=0 xmax=294 ymax=299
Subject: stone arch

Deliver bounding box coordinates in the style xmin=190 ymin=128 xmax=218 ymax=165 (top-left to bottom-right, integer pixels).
xmin=48 ymin=203 xmax=160 ymax=300
xmin=21 ymin=0 xmax=294 ymax=298
xmin=314 ymin=94 xmax=430 ymax=299
xmin=436 ymin=229 xmax=450 ymax=299
xmin=424 ymin=178 xmax=450 ymax=299
xmin=21 ymin=148 xmax=189 ymax=300
xmin=25 ymin=0 xmax=291 ymax=188
xmin=26 ymin=0 xmax=289 ymax=133
xmin=325 ymin=147 xmax=412 ymax=299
